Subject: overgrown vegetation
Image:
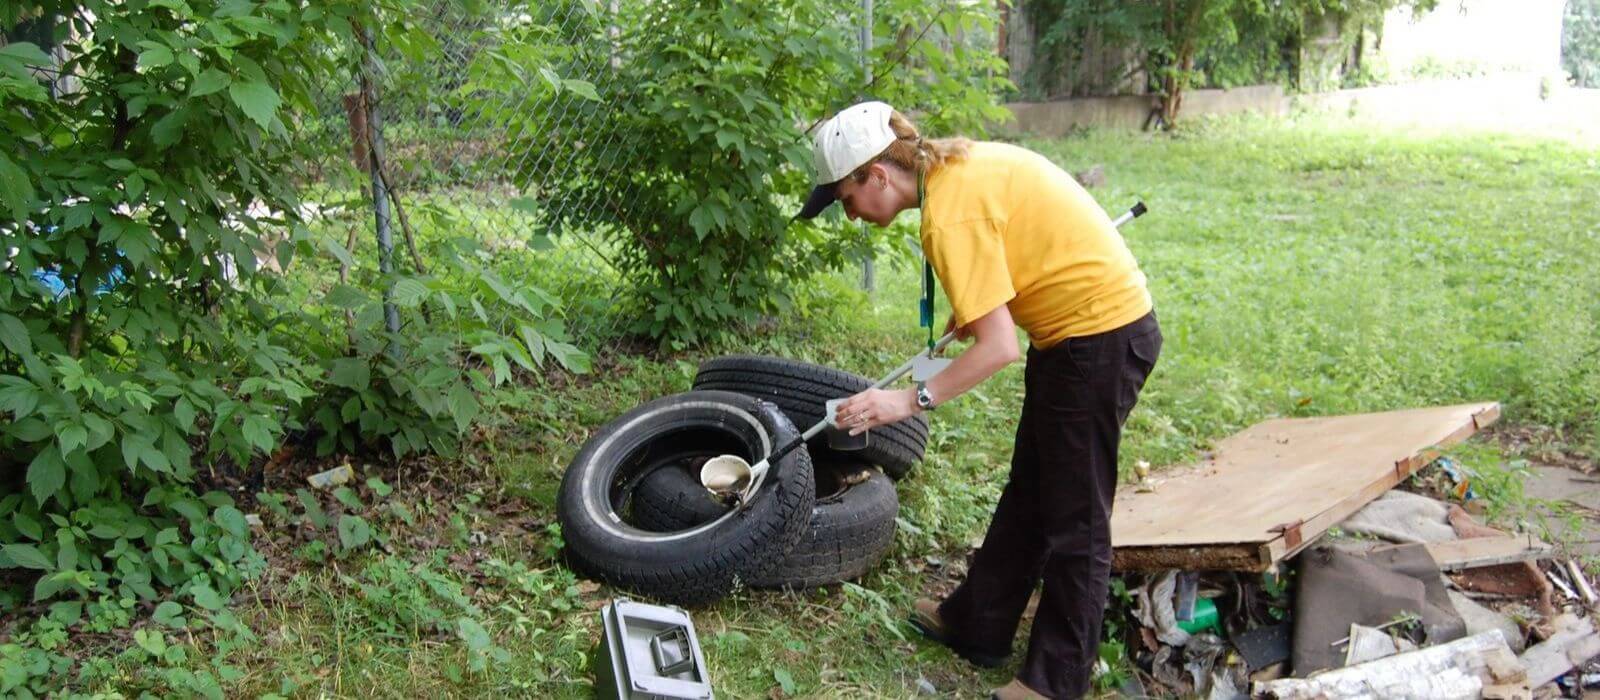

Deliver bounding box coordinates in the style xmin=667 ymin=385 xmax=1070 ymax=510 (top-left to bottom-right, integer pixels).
xmin=527 ymin=0 xmax=1009 ymax=345
xmin=1566 ymin=0 xmax=1600 ymax=87
xmin=1017 ymin=0 xmax=1438 ymax=120
xmin=0 ymin=0 xmax=592 ymax=675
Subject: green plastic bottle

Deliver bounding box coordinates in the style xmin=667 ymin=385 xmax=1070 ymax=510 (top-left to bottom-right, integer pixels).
xmin=1176 ymin=597 xmax=1222 ymax=636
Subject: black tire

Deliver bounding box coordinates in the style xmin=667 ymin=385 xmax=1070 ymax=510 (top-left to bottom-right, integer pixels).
xmin=631 ymin=461 xmax=730 ymax=532
xmin=633 ymin=458 xmax=899 ymax=589
xmin=556 ymin=391 xmax=815 ymax=606
xmin=692 ymin=356 xmax=928 ymax=479
xmin=750 ymin=463 xmax=898 ymax=589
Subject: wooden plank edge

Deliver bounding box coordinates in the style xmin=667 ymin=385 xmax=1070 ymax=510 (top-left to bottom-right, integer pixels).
xmin=1371 ymin=535 xmax=1553 ymax=572
xmin=1112 ymin=543 xmax=1270 ymax=573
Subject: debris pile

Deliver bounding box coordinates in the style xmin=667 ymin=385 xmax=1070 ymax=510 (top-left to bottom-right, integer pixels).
xmin=1103 ymin=402 xmax=1600 ymax=698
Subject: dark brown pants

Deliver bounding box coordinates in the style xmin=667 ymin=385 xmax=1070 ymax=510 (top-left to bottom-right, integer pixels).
xmin=939 ymin=311 xmax=1161 ymax=699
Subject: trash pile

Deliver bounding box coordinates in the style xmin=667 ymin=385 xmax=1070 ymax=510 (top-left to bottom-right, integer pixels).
xmin=555 ymin=356 xmax=921 ymax=605
xmin=1113 ymin=457 xmax=1599 ymax=699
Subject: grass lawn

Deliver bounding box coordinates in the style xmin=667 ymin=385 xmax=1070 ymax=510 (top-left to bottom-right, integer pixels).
xmin=48 ymin=114 xmax=1600 ymax=697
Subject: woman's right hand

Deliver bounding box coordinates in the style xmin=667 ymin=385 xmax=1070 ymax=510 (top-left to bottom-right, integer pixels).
xmin=944 ymin=314 xmax=972 ymax=344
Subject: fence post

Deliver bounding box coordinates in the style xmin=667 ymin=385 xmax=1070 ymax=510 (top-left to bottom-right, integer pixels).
xmin=859 ymin=0 xmax=876 ymax=293
xmin=359 ymin=26 xmax=402 ymax=342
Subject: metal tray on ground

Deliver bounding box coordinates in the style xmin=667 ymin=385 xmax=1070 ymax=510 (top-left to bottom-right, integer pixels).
xmin=593 ymin=598 xmax=713 ymax=700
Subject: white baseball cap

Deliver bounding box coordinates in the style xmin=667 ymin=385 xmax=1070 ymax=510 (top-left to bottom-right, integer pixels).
xmin=795 ymin=101 xmax=898 ymax=219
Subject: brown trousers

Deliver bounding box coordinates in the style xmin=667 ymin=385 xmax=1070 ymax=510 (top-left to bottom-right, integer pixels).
xmin=939 ymin=311 xmax=1161 ymax=698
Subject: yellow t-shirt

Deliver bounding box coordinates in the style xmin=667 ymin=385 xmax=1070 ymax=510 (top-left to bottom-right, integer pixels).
xmin=921 ymin=141 xmax=1151 ymax=349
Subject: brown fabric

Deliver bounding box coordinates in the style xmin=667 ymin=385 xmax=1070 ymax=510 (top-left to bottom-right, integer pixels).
xmin=1291 ymin=545 xmax=1466 ymax=675
xmin=938 ymin=312 xmax=1161 ymax=699
xmin=1449 ymin=504 xmax=1507 ymax=539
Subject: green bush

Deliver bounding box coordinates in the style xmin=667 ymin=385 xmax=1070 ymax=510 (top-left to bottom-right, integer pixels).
xmin=0 ymin=0 xmax=364 ymax=615
xmin=1566 ymin=0 xmax=1600 ymax=88
xmin=0 ymin=0 xmax=585 ymax=628
xmin=516 ymin=0 xmax=1009 ymax=345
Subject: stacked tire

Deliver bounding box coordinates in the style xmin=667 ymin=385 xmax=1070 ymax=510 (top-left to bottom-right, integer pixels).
xmin=557 ymin=357 xmax=928 ymax=606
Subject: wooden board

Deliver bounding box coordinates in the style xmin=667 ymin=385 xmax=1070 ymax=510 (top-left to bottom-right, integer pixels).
xmin=1372 ymin=536 xmax=1551 ymax=572
xmin=1112 ymin=402 xmax=1500 ymax=572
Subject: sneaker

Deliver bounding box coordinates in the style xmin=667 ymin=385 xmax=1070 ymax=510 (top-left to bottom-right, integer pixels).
xmin=907 ymin=598 xmax=1010 ymax=669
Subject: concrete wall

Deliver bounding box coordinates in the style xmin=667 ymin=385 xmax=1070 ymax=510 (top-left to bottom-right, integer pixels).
xmin=995 ymin=74 xmax=1576 ymax=138
xmin=1376 ymin=0 xmax=1566 ymax=76
xmin=998 ymin=85 xmax=1286 ymax=137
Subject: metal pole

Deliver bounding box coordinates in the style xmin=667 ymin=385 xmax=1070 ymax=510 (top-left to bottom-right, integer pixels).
xmin=360 ymin=27 xmax=402 ymax=341
xmin=859 ymin=0 xmax=876 ymax=293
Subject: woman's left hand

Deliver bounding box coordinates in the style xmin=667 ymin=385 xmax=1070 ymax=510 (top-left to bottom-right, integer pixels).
xmin=836 ymin=388 xmax=919 ymax=436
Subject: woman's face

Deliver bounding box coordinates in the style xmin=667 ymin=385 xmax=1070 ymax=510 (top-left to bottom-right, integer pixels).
xmin=835 ymin=167 xmax=898 ymax=227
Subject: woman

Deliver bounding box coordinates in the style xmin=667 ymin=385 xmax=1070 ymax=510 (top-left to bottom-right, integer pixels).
xmin=807 ymin=101 xmax=1162 ymax=700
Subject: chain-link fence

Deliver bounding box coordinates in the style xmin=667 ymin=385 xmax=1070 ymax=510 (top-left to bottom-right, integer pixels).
xmin=290 ymin=1 xmax=910 ymax=353
xmin=289 ymin=1 xmax=671 ymax=349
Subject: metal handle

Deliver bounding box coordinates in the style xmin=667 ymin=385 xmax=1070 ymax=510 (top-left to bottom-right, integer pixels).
xmin=1111 ymin=201 xmax=1147 ymax=228
xmin=650 ymin=626 xmax=695 ymax=676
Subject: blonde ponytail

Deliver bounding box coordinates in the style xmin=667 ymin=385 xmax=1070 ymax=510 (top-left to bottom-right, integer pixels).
xmin=847 ymin=110 xmax=972 ymax=184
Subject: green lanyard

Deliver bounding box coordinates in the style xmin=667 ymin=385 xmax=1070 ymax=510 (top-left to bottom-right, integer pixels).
xmin=917 ymin=166 xmax=935 ymax=352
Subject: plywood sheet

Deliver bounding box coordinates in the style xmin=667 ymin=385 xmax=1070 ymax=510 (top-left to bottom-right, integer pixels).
xmin=1112 ymin=402 xmax=1500 ymax=572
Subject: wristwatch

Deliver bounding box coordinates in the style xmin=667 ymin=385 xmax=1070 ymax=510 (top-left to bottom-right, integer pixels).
xmin=915 ymin=383 xmax=936 ymax=411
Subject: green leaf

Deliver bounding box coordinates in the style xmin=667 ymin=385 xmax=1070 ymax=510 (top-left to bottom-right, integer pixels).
xmin=134 ymin=628 xmax=167 ymax=656
xmin=457 ymin=616 xmax=492 ymax=650
xmin=213 ymin=505 xmax=248 ymax=538
xmin=325 ymin=284 xmax=369 ymax=309
xmin=365 ymin=477 xmax=393 ymax=498
xmin=190 ymin=583 xmax=225 ymax=611
xmin=125 ymin=172 xmax=146 ymax=202
xmin=174 ymin=397 xmax=197 ymax=432
xmin=241 ymin=414 xmax=276 ymax=452
xmin=12 ymin=512 xmax=42 ymax=540
xmin=2 ymin=544 xmax=51 ymax=570
xmin=121 ymin=434 xmax=148 ymax=471
xmin=228 ymin=79 xmax=281 ymax=129
xmin=9 ymin=417 xmax=50 ymax=441
xmin=151 ymin=107 xmax=190 ymax=148
xmin=392 ymin=278 xmax=430 ymax=307
xmin=55 ymin=535 xmax=77 ymax=570
xmin=190 ymin=68 xmax=231 ymax=96
xmin=330 ymin=358 xmax=370 ymax=390
xmin=34 ymin=571 xmax=74 ymax=601
xmin=49 ymin=600 xmax=83 ymax=626
xmin=336 ymin=514 xmax=371 ymax=551
xmin=136 ymin=42 xmax=175 ymax=69
xmin=153 ymin=601 xmax=188 ymax=628
xmin=27 ymin=446 xmax=65 ymax=504
xmin=0 ymin=153 xmax=31 ymax=223
xmin=546 ymin=341 xmax=591 ymax=374
xmin=139 ymin=442 xmax=172 ymax=473
xmin=509 ymin=196 xmax=538 ymax=215
xmin=322 ymin=237 xmax=356 ymax=267
xmin=773 ymin=668 xmax=796 ymax=695
xmin=58 ymin=423 xmax=88 ymax=455
xmin=332 ymin=486 xmax=362 ymax=510
xmin=446 ymin=384 xmax=478 ymax=433
xmin=0 ymin=313 xmax=31 ymax=356
xmin=0 ymin=42 xmax=51 ymax=67
xmin=563 ymin=78 xmax=600 ymax=101
xmin=0 ymin=376 xmax=39 ymax=418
